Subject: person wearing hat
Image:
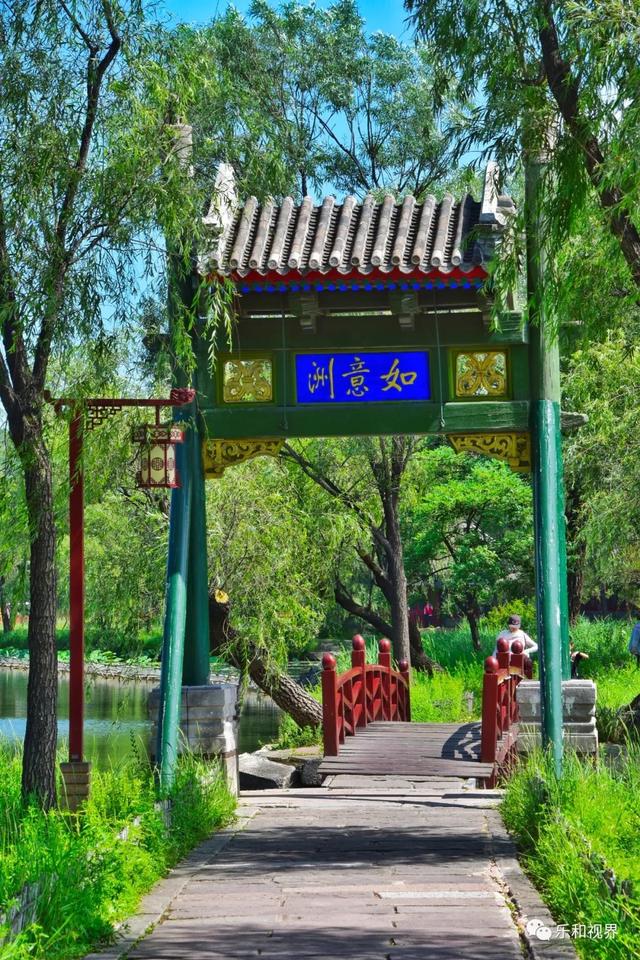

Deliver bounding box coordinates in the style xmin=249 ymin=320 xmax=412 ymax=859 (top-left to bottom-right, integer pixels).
xmin=492 ymin=613 xmax=538 ymax=659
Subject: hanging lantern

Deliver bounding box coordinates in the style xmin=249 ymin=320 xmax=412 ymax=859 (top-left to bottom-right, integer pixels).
xmin=133 ymin=423 xmax=185 ymax=489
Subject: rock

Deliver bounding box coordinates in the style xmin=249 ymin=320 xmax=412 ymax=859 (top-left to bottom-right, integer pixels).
xmin=300 ymin=758 xmax=324 ymax=787
xmin=239 ymin=752 xmax=296 ymax=790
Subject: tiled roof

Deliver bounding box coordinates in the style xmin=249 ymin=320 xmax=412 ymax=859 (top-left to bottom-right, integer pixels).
xmin=202 ymin=163 xmax=514 ymax=280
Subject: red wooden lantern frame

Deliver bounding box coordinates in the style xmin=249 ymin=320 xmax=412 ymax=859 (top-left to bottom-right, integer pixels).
xmin=47 ymin=388 xmax=195 ymax=764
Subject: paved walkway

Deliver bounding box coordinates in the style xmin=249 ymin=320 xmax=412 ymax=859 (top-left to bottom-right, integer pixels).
xmin=110 ymin=774 xmax=575 ymax=960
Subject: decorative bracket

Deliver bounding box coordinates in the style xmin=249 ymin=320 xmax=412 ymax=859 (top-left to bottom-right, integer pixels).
xmin=447 ymin=432 xmax=531 ymax=473
xmin=203 ymin=438 xmax=284 ymax=479
xmin=292 ymin=292 xmax=321 ymax=334
xmin=389 ymin=290 xmax=419 ymax=331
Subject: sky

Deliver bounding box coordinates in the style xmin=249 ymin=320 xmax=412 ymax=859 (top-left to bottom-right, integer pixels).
xmin=162 ymin=0 xmax=412 ymax=38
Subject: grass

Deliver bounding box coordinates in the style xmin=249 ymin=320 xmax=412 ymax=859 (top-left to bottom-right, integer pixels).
xmin=502 ymin=749 xmax=640 ymax=958
xmin=0 ymin=745 xmax=235 ymax=960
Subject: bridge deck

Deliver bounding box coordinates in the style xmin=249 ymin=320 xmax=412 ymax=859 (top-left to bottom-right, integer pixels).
xmin=318 ymin=721 xmax=494 ymax=781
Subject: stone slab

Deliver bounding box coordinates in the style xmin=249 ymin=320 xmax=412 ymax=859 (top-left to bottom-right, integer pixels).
xmin=238 ymin=753 xmax=296 ymax=790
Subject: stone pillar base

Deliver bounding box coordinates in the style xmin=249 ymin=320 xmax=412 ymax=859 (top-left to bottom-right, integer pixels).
xmin=60 ymin=761 xmax=91 ymax=811
xmin=516 ymin=680 xmax=598 ymax=754
xmin=149 ymin=684 xmax=239 ymax=796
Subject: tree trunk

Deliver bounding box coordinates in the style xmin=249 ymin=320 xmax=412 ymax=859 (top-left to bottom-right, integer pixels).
xmin=466 ymin=609 xmax=482 ymax=651
xmin=567 ymin=560 xmax=585 ymax=625
xmin=565 ymin=486 xmax=585 ymax=625
xmin=0 ymin=577 xmax=11 ymax=633
xmin=20 ymin=435 xmax=58 ymax=807
xmin=209 ymin=591 xmax=322 ymax=728
xmin=334 ymin=580 xmax=441 ymax=672
xmin=383 ymin=486 xmax=411 ymax=666
xmin=248 ymin=656 xmax=322 ymax=728
xmin=408 ymin=616 xmax=442 ymax=675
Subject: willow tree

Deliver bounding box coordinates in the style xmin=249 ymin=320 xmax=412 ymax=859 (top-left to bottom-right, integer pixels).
xmin=405 ymin=0 xmax=640 ymax=317
xmin=0 ymin=0 xmax=230 ymax=806
xmin=281 ymin=438 xmax=442 ymax=674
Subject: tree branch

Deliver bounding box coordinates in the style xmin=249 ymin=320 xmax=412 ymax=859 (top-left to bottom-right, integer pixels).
xmin=59 ymin=0 xmax=98 ymax=52
xmin=356 ymin=548 xmax=393 ymax=603
xmin=334 ymin=579 xmax=393 ymax=637
xmin=33 ymin=0 xmax=122 ymax=387
xmin=0 ymin=191 xmax=28 ymax=399
xmin=538 ymin=0 xmax=640 ymax=286
xmin=281 ymin=442 xmax=391 ymax=553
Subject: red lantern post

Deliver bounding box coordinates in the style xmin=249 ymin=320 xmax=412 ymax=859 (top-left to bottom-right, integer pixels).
xmin=48 ymin=389 xmax=194 ymax=804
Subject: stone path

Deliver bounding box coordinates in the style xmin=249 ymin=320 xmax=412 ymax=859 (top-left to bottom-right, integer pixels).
xmin=113 ymin=774 xmax=578 ymax=960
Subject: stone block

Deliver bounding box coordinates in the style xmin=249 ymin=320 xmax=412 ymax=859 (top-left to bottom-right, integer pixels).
xmin=60 ymin=761 xmax=91 ymax=811
xmin=238 ymin=753 xmax=296 ymax=790
xmin=148 ymin=685 xmax=239 ymax=795
xmin=517 ymin=717 xmax=598 ymax=755
xmin=300 ymin=758 xmax=324 ymax=787
xmin=516 ymin=680 xmax=596 ymax=723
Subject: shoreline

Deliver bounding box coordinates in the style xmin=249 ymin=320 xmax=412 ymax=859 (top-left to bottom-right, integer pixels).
xmin=0 ymin=656 xmax=238 ymax=685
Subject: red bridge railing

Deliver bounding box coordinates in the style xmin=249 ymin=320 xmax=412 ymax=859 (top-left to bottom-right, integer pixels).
xmin=322 ymin=636 xmax=410 ymax=756
xmin=480 ymin=638 xmax=532 ymax=784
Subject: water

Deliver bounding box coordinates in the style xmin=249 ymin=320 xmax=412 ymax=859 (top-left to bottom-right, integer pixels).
xmin=0 ymin=669 xmax=282 ymax=767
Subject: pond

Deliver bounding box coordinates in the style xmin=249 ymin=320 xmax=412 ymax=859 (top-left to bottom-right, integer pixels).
xmin=0 ymin=669 xmax=283 ymax=767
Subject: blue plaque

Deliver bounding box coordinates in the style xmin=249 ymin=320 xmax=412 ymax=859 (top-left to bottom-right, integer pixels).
xmin=295 ymin=351 xmax=430 ymax=404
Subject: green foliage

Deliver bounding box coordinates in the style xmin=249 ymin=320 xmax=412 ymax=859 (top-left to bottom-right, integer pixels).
xmin=502 ymin=750 xmax=640 ymax=958
xmin=405 ymin=0 xmax=640 ymax=332
xmin=206 ymin=457 xmax=349 ymax=661
xmin=206 ymin=0 xmax=453 ymax=198
xmin=273 ymin=712 xmax=322 ymax=751
xmin=0 ymin=748 xmax=235 ymax=959
xmin=563 ymin=338 xmax=640 ymax=605
xmin=406 ymin=447 xmax=534 ymax=621
xmin=481 ymin=599 xmax=536 ymax=636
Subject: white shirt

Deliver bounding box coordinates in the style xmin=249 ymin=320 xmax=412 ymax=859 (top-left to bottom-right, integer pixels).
xmin=492 ymin=628 xmax=538 ymax=658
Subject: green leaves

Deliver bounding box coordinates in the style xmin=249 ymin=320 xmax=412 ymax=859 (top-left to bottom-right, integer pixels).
xmin=199 ymin=0 xmax=450 ymax=198
xmin=406 ymin=446 xmax=534 ymax=616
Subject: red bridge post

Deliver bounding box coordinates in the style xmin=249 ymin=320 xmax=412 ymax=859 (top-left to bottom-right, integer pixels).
xmin=399 ymin=660 xmax=411 ymax=721
xmin=378 ymin=639 xmax=392 ymax=720
xmin=322 ymin=653 xmax=339 ymax=756
xmin=481 ymin=655 xmax=499 ymax=764
xmin=321 ymin=636 xmax=412 ymax=756
xmin=352 ymin=635 xmax=367 ymax=728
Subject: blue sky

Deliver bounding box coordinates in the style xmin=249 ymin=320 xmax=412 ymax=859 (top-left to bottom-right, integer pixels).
xmin=162 ymin=0 xmax=412 ymax=38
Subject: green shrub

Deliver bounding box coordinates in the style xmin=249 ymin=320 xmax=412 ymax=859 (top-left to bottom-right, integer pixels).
xmin=502 ymin=750 xmax=640 ymax=958
xmin=0 ymin=747 xmax=235 ymax=960
xmin=481 ymin=599 xmax=536 ymax=635
xmin=273 ymin=712 xmax=322 ymax=750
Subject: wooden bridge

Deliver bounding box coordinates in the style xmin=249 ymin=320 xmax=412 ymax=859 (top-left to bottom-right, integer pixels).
xmin=318 ymin=636 xmax=531 ymax=787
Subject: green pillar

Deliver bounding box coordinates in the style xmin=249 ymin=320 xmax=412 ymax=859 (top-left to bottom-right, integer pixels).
xmin=183 ymin=423 xmax=210 ymax=686
xmin=526 ymin=154 xmax=568 ymax=777
xmin=156 ymin=418 xmax=193 ymax=792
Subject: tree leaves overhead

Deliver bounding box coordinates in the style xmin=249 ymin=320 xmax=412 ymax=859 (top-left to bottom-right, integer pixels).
xmin=201 ymin=0 xmax=451 ymax=199
xmin=404 ymin=0 xmax=640 ymax=318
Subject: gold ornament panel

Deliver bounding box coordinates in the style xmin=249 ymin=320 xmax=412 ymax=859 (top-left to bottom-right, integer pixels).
xmin=222 ymin=356 xmax=273 ymax=403
xmin=447 ymin=433 xmax=531 ymax=472
xmin=203 ymin=438 xmax=284 ymax=479
xmin=454 ymin=350 xmax=508 ymax=398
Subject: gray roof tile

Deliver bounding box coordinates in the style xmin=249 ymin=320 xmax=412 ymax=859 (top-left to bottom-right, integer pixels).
xmin=203 ymin=163 xmax=513 ymax=279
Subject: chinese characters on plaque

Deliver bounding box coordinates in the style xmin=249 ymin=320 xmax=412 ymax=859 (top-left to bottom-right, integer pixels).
xmin=295 ymin=351 xmax=430 ymax=404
